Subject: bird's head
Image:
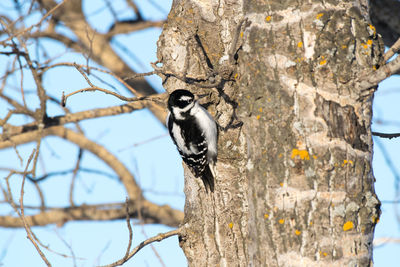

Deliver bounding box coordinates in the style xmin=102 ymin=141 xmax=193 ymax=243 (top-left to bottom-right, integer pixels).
xmin=167 ymin=89 xmax=196 ymax=120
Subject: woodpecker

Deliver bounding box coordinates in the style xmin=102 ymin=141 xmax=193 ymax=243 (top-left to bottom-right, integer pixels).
xmin=166 ymin=89 xmax=217 ymax=192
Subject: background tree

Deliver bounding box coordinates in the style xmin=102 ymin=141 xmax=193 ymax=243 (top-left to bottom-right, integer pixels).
xmin=0 ymin=0 xmax=400 ymax=266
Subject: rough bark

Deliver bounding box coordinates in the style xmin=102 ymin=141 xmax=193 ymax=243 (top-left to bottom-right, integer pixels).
xmin=158 ymin=0 xmax=382 ymax=266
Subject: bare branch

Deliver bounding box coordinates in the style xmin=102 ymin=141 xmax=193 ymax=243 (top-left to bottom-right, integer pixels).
xmin=0 ymin=201 xmax=183 ymax=228
xmin=16 ymin=149 xmax=52 ymax=266
xmin=38 ymin=0 xmax=158 ymax=97
xmin=52 ymin=127 xmax=141 ymax=198
xmin=104 ymin=0 xmax=118 ymax=22
xmin=99 ymin=228 xmax=181 ymax=267
xmin=150 ymin=62 xmax=222 ymax=89
xmin=0 ymin=0 xmax=70 ymax=44
xmin=62 ymin=86 xmax=137 ymax=106
xmin=1 ymin=126 xmax=142 ymax=198
xmin=122 ymin=198 xmax=133 ymax=263
xmin=39 ymin=62 xmax=138 ymax=95
xmin=126 ymin=0 xmax=143 ymax=19
xmin=356 ymin=54 xmax=400 ymax=92
xmin=30 ymin=0 xmax=167 ymax=122
xmin=69 ymin=149 xmax=83 ymax=206
xmin=383 ymin=37 xmax=400 ymax=62
xmin=0 ymin=93 xmax=167 ymax=145
xmin=106 ymin=20 xmax=165 ymax=37
xmin=372 ymin=131 xmax=400 ymax=139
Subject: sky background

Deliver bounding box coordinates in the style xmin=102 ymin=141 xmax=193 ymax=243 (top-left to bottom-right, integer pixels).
xmin=0 ymin=0 xmax=399 ymax=266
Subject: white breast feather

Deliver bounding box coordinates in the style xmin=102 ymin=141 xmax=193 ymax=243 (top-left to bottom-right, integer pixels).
xmin=191 ymin=102 xmax=217 ymax=160
xmin=170 ymin=122 xmax=191 ymax=155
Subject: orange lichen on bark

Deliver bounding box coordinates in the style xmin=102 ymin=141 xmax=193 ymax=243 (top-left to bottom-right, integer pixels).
xmin=291 ymin=149 xmax=310 ymax=160
xmin=362 ymin=40 xmax=373 ymax=49
xmin=342 ymin=159 xmax=354 ymax=167
xmin=371 ymin=216 xmax=380 ymax=224
xmin=343 ymin=221 xmax=354 ymax=231
xmin=297 ymin=41 xmax=303 ymax=48
xmin=368 ymin=24 xmax=376 ymax=36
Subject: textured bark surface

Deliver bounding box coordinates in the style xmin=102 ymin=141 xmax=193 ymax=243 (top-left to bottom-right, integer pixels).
xmin=158 ymin=0 xmax=382 ymax=266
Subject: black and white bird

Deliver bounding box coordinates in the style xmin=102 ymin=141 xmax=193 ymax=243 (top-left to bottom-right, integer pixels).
xmin=166 ymin=89 xmax=218 ymax=192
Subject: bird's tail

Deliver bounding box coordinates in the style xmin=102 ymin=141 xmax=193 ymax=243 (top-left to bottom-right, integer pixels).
xmin=201 ymin=164 xmax=215 ymax=193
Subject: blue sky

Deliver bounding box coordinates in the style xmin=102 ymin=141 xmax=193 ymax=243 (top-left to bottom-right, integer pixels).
xmin=0 ymin=0 xmax=399 ymax=266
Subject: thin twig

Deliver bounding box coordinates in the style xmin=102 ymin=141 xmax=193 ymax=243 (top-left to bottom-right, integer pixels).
xmin=18 ymin=40 xmax=48 ymax=121
xmin=14 ymin=43 xmax=27 ymax=108
xmin=123 ymin=71 xmax=157 ymax=80
xmin=62 ymin=86 xmax=137 ymax=106
xmin=0 ymin=0 xmax=70 ymax=44
xmin=84 ymin=28 xmax=95 ymax=73
xmin=61 ymin=85 xmax=166 ymax=107
xmin=39 ymin=62 xmax=138 ymax=94
xmin=357 ymin=53 xmax=400 ymax=92
xmin=122 ymin=198 xmax=133 ymax=261
xmin=104 ymin=0 xmax=118 ymax=22
xmin=147 ymin=0 xmax=168 ymax=14
xmin=374 ymin=237 xmax=400 ymax=248
xmin=73 ymin=63 xmax=95 ymax=87
xmin=374 ymin=138 xmax=400 ymax=190
xmin=31 ymin=180 xmax=46 ymax=212
xmin=150 ymin=62 xmax=222 ymax=88
xmin=0 ymin=94 xmax=166 ymax=147
xmin=126 ymin=0 xmax=143 ymax=20
xmin=18 ymin=149 xmax=52 ymax=266
xmin=383 ymin=37 xmax=400 ymax=62
xmin=98 ymin=228 xmax=181 ymax=267
xmin=69 ymin=149 xmax=83 ymax=206
xmin=372 ymin=131 xmax=400 ymax=139
xmin=59 ymin=64 xmax=162 ymax=106
xmin=118 ymin=133 xmax=168 ymax=152
xmin=54 ymin=228 xmax=82 ymax=266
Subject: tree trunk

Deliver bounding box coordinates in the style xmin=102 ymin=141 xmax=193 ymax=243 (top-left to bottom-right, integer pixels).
xmin=158 ymin=0 xmax=382 ymax=266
